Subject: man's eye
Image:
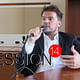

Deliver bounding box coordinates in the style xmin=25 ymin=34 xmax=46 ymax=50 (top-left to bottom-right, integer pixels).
xmin=42 ymin=17 xmax=46 ymax=20
xmin=48 ymin=17 xmax=53 ymax=21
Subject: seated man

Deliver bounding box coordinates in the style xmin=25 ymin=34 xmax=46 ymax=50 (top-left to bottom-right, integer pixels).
xmin=16 ymin=5 xmax=80 ymax=77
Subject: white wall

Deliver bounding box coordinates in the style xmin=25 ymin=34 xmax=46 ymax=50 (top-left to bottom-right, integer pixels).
xmin=50 ymin=0 xmax=65 ymax=32
xmin=25 ymin=0 xmax=65 ymax=34
xmin=0 ymin=8 xmax=25 ymax=34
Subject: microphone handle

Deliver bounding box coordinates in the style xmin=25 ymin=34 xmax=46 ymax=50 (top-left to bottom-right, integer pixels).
xmin=27 ymin=26 xmax=46 ymax=38
xmin=27 ymin=33 xmax=34 ymax=38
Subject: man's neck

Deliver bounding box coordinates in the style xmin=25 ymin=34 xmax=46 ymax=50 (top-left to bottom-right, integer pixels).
xmin=48 ymin=35 xmax=54 ymax=40
xmin=48 ymin=32 xmax=58 ymax=40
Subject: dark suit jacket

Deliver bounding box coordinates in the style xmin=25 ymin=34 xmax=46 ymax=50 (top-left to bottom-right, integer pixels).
xmin=16 ymin=32 xmax=80 ymax=77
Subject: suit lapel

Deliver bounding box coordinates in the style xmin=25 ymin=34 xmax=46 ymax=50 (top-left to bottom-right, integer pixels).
xmin=38 ymin=33 xmax=44 ymax=57
xmin=39 ymin=32 xmax=65 ymax=55
xmin=59 ymin=32 xmax=65 ymax=55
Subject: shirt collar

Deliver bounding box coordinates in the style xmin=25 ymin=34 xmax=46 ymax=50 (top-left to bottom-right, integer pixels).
xmin=43 ymin=32 xmax=59 ymax=41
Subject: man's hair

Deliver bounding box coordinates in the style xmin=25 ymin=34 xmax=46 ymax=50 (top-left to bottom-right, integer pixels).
xmin=41 ymin=5 xmax=63 ymax=21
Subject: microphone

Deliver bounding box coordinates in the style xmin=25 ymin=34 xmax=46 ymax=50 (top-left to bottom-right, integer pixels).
xmin=27 ymin=26 xmax=46 ymax=38
xmin=40 ymin=25 xmax=46 ymax=31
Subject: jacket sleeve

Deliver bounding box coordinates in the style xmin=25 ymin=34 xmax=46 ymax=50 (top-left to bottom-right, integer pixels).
xmin=16 ymin=41 xmax=42 ymax=77
xmin=72 ymin=36 xmax=80 ymax=53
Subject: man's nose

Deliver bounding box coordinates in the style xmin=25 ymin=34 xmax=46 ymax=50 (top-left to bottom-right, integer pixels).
xmin=44 ymin=19 xmax=49 ymax=23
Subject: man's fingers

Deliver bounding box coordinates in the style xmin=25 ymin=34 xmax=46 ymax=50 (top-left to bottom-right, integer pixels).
xmin=64 ymin=63 xmax=74 ymax=66
xmin=29 ymin=27 xmax=41 ymax=36
xmin=61 ymin=55 xmax=74 ymax=59
xmin=60 ymin=55 xmax=74 ymax=66
xmin=60 ymin=58 xmax=74 ymax=63
xmin=60 ymin=58 xmax=74 ymax=66
xmin=71 ymin=45 xmax=79 ymax=55
xmin=68 ymin=66 xmax=80 ymax=69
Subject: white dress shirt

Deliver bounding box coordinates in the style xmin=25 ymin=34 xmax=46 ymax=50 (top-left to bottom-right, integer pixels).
xmin=25 ymin=33 xmax=64 ymax=73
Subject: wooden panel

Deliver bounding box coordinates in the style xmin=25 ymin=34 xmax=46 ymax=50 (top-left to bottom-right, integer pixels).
xmin=65 ymin=0 xmax=68 ymax=32
xmin=0 ymin=53 xmax=18 ymax=80
xmin=0 ymin=2 xmax=50 ymax=6
xmin=68 ymin=0 xmax=80 ymax=37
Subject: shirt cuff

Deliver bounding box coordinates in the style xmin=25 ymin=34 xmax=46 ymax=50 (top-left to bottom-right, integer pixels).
xmin=25 ymin=41 xmax=35 ymax=54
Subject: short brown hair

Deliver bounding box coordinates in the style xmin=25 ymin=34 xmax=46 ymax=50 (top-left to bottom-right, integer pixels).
xmin=41 ymin=5 xmax=63 ymax=21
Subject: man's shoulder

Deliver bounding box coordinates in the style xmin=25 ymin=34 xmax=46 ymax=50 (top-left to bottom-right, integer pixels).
xmin=59 ymin=32 xmax=75 ymax=39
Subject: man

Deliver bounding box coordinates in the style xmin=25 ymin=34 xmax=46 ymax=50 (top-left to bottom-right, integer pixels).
xmin=16 ymin=5 xmax=80 ymax=77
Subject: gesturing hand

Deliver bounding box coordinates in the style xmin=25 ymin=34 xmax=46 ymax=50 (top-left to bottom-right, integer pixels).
xmin=61 ymin=45 xmax=80 ymax=69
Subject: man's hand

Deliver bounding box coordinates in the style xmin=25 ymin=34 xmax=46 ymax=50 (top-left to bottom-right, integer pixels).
xmin=28 ymin=27 xmax=42 ymax=44
xmin=61 ymin=45 xmax=80 ymax=69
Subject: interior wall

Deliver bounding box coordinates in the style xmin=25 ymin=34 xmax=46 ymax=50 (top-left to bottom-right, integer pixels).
xmin=25 ymin=0 xmax=65 ymax=33
xmin=0 ymin=0 xmax=65 ymax=34
xmin=51 ymin=0 xmax=65 ymax=32
xmin=0 ymin=8 xmax=25 ymax=34
xmin=25 ymin=7 xmax=43 ymax=34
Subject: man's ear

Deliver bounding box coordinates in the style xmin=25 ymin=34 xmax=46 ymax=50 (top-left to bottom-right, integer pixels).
xmin=58 ymin=21 xmax=62 ymax=28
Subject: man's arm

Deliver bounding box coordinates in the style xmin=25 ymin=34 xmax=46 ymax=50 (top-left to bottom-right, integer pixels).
xmin=16 ymin=40 xmax=42 ymax=77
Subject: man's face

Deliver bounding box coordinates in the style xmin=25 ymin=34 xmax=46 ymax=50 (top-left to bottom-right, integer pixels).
xmin=42 ymin=11 xmax=61 ymax=34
